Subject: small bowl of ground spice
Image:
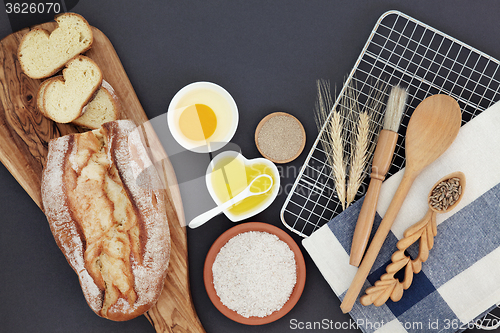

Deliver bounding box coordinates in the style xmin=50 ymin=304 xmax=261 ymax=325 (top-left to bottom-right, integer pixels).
xmin=255 ymin=112 xmax=306 ymax=163
xmin=204 ymin=222 xmax=306 ymax=325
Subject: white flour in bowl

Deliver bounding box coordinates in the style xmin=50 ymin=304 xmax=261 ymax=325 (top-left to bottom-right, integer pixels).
xmin=212 ymin=231 xmax=297 ymax=318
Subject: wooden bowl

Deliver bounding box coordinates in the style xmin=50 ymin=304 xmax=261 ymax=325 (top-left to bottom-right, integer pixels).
xmin=255 ymin=112 xmax=306 ymax=163
xmin=203 ymin=222 xmax=306 ymax=325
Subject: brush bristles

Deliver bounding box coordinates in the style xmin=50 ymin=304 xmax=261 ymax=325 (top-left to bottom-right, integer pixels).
xmin=383 ymin=85 xmax=407 ymax=132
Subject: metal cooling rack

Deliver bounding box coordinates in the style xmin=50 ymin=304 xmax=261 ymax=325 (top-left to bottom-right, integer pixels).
xmin=281 ymin=10 xmax=500 ymax=238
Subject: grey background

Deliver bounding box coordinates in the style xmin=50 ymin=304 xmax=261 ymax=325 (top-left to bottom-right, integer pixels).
xmin=0 ymin=1 xmax=498 ymax=332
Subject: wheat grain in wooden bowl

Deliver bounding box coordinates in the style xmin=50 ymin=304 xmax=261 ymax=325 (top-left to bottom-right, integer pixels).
xmin=255 ymin=112 xmax=306 ymax=164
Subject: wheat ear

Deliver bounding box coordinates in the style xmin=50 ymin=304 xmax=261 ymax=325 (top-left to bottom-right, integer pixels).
xmin=347 ymin=112 xmax=371 ymax=206
xmin=346 ymin=81 xmax=385 ymax=206
xmin=315 ymin=79 xmax=347 ymax=210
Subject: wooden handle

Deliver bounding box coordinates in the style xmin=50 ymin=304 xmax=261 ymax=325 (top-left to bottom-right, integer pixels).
xmin=349 ymin=130 xmax=399 ymax=267
xmin=340 ymin=169 xmax=417 ymax=313
xmin=350 ymin=177 xmax=382 ymax=266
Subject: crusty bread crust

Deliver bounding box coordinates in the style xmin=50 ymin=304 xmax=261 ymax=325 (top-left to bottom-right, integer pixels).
xmin=18 ymin=12 xmax=93 ymax=79
xmin=41 ymin=120 xmax=170 ymax=321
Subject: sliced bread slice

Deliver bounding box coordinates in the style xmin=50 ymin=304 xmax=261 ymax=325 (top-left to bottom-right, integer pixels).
xmin=37 ymin=78 xmax=120 ymax=128
xmin=18 ymin=13 xmax=93 ymax=79
xmin=72 ymin=80 xmax=121 ymax=129
xmin=36 ymin=77 xmax=53 ymax=118
xmin=42 ymin=55 xmax=102 ymax=123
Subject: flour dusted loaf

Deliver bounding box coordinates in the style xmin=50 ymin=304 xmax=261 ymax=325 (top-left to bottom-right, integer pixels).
xmin=18 ymin=12 xmax=93 ymax=79
xmin=41 ymin=120 xmax=171 ymax=321
xmin=41 ymin=55 xmax=102 ymax=123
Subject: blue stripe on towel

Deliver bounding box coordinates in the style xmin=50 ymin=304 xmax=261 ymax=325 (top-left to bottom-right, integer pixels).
xmin=366 ymin=260 xmax=437 ymax=318
xmin=421 ymin=182 xmax=500 ymax=288
xmin=396 ymin=290 xmax=459 ymax=333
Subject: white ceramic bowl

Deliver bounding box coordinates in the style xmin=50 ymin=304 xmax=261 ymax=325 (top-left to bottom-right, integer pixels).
xmin=205 ymin=151 xmax=280 ymax=222
xmin=167 ymin=82 xmax=238 ymax=153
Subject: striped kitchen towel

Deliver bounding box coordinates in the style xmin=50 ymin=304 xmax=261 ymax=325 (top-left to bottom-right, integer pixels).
xmin=302 ymin=100 xmax=500 ymax=333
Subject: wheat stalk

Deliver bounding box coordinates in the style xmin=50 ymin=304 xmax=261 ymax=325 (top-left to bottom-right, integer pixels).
xmin=315 ymin=78 xmax=385 ymax=209
xmin=346 ymin=112 xmax=371 ymax=206
xmin=328 ymin=111 xmax=347 ymax=209
xmin=315 ymin=79 xmax=347 ymax=210
xmin=346 ymin=80 xmax=385 ymax=207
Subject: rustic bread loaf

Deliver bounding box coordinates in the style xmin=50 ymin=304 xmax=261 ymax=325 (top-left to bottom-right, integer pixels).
xmin=18 ymin=12 xmax=93 ymax=79
xmin=73 ymin=80 xmax=121 ymax=129
xmin=41 ymin=120 xmax=171 ymax=321
xmin=41 ymin=55 xmax=102 ymax=123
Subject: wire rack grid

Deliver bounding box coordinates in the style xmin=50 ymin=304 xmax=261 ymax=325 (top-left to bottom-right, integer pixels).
xmin=281 ymin=10 xmax=500 ymax=238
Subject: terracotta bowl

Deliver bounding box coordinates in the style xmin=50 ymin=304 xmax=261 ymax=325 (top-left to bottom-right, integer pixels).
xmin=203 ymin=222 xmax=306 ymax=325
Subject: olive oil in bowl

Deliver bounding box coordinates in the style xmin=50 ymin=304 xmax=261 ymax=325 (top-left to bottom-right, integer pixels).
xmin=208 ymin=152 xmax=279 ymax=220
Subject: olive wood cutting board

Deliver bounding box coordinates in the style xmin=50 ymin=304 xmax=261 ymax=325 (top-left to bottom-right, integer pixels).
xmin=0 ymin=22 xmax=205 ymax=333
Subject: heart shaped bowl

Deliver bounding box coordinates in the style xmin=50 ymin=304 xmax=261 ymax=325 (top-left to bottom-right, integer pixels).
xmin=205 ymin=151 xmax=280 ymax=222
xmin=204 ymin=222 xmax=306 ymax=325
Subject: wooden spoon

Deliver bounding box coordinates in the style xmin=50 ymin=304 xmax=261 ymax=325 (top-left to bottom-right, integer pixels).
xmin=340 ymin=94 xmax=461 ymax=313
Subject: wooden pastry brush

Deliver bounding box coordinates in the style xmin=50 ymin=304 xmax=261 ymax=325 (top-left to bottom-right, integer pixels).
xmin=349 ymin=85 xmax=407 ymax=267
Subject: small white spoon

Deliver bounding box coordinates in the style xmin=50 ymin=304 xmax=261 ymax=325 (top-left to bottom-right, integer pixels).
xmin=188 ymin=174 xmax=274 ymax=229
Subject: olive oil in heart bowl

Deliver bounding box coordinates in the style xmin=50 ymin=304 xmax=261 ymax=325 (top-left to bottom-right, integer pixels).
xmin=206 ymin=151 xmax=280 ymax=222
